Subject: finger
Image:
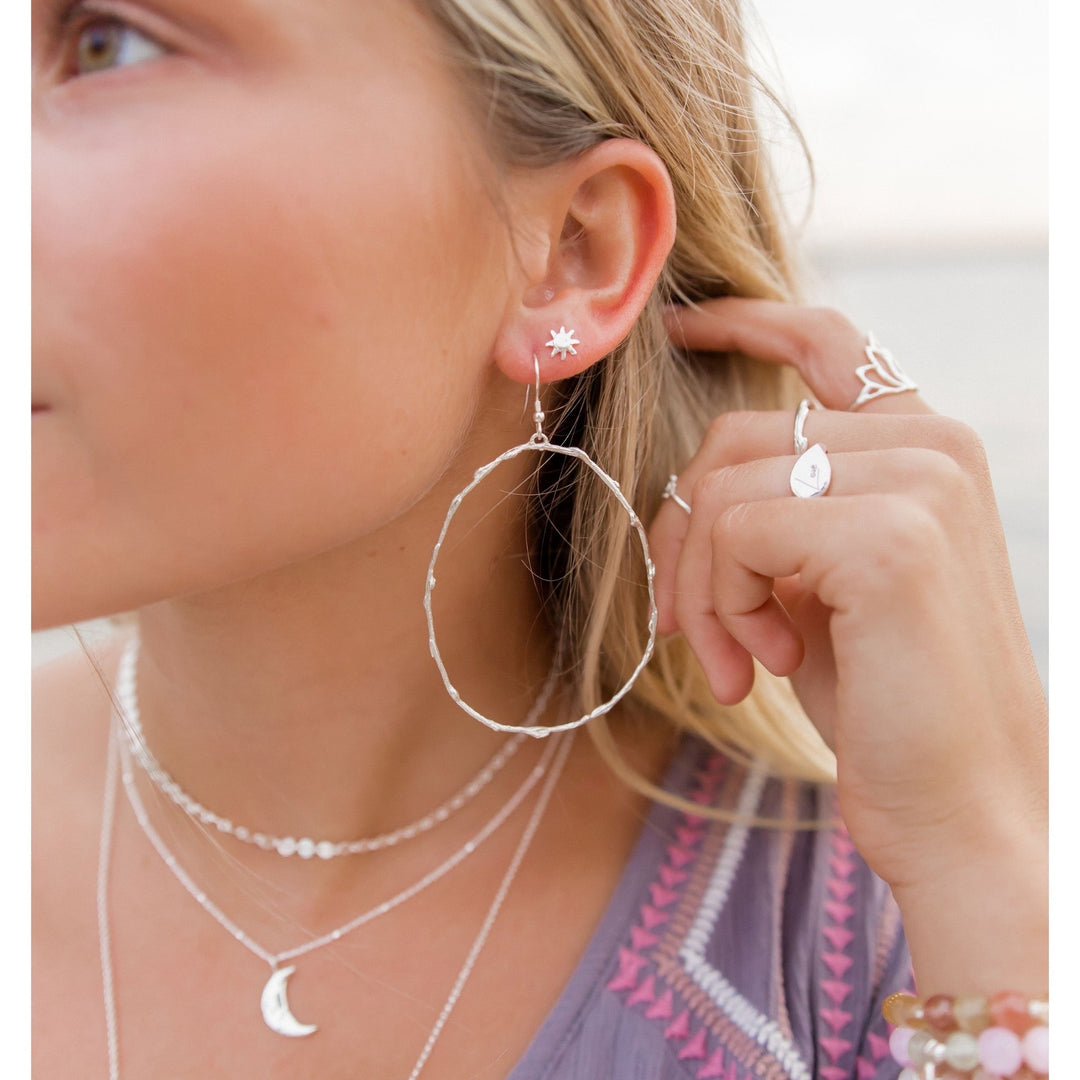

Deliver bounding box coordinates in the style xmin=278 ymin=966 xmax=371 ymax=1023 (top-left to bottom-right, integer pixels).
xmin=669 ymin=472 xmax=756 ymax=704
xmin=675 ymin=449 xmax=949 ymax=667
xmin=651 ymin=410 xmax=982 ymax=529
xmin=664 ymin=298 xmax=934 ymax=416
xmin=648 ymin=444 xmax=911 ymax=639
xmin=715 ymin=493 xmax=945 ymax=619
xmin=650 ymin=478 xmax=692 ymax=636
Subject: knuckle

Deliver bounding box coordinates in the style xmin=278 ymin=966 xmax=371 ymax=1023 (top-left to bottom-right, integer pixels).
xmin=796 ymin=306 xmax=858 ymax=367
xmin=810 ymin=305 xmax=858 ymax=337
xmin=714 ymin=501 xmax=750 ymax=539
xmin=905 ymin=445 xmax=970 ymax=502
xmin=704 ymin=410 xmax=755 ymax=454
xmin=922 ymin=415 xmax=990 ymax=473
xmin=692 ymin=465 xmax=740 ymax=508
xmin=859 ymin=494 xmax=946 ymax=586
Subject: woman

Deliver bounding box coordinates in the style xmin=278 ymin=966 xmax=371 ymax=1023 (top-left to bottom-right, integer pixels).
xmin=31 ymin=0 xmax=1048 ymax=1077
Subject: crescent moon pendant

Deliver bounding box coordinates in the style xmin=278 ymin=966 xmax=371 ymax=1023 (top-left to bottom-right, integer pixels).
xmin=260 ymin=965 xmax=319 ymax=1037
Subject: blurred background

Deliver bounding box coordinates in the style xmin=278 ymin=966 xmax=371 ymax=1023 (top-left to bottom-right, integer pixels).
xmin=33 ymin=1 xmax=1048 ymax=688
xmin=749 ymin=0 xmax=1048 ymax=687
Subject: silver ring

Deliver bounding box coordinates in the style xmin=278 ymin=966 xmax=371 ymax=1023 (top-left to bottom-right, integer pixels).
xmin=662 ymin=474 xmax=692 ymax=514
xmin=793 ymin=398 xmax=815 ymax=456
xmin=849 ymin=330 xmax=918 ymax=410
xmin=790 ymin=443 xmax=831 ymax=498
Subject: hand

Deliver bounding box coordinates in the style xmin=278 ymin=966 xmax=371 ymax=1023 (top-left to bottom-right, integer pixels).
xmin=650 ymin=298 xmax=1047 ymax=894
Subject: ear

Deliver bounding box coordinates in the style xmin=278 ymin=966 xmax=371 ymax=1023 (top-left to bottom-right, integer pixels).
xmin=492 ymin=138 xmax=677 ymax=386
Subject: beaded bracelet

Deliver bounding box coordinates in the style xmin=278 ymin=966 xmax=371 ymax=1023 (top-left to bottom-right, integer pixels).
xmin=881 ymin=990 xmax=1049 ymax=1079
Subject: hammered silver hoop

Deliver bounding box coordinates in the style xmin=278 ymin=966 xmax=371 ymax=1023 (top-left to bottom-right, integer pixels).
xmin=424 ymin=357 xmax=659 ymax=738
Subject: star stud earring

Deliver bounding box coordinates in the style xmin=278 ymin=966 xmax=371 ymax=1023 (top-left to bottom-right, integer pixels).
xmin=545 ymin=327 xmax=580 ymax=360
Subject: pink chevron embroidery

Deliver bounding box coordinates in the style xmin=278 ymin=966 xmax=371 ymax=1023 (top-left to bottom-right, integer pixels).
xmin=822 ymin=926 xmax=854 ymax=951
xmin=826 ymin=878 xmax=856 ymax=901
xmin=818 ymin=812 xmax=859 ymax=1080
xmin=856 ymin=1058 xmax=876 ymax=1079
xmin=691 ymin=788 xmax=717 ymax=805
xmin=820 ymin=979 xmax=853 ymax=1006
xmin=828 ymin=854 xmax=855 ymax=878
xmin=682 ymin=812 xmax=706 ymax=826
xmin=606 ymin=947 xmax=647 ymax=992
xmin=667 ymin=844 xmax=695 ymax=868
xmin=639 ymin=903 xmax=669 ymax=929
xmin=630 ymin=925 xmax=659 ymax=951
xmin=675 ymin=825 xmax=705 ymax=848
xmin=867 ymin=1032 xmax=890 ymax=1060
xmin=696 ymin=1047 xmax=727 ymax=1078
xmin=820 ymin=1036 xmax=853 ymax=1062
xmin=820 ymin=1007 xmax=853 ymax=1033
xmin=627 ymin=974 xmax=657 ymax=1008
xmin=649 ymin=883 xmax=679 ymax=908
xmin=822 ymin=951 xmax=854 ymax=978
xmin=664 ymin=1009 xmax=691 ymax=1041
xmin=645 ymin=987 xmax=674 ymax=1020
xmin=659 ymin=864 xmax=688 ymax=888
xmin=823 ymin=900 xmax=854 ymax=924
xmin=678 ymin=1027 xmax=709 ymax=1060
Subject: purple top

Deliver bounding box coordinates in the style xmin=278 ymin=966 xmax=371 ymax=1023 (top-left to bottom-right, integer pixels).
xmin=508 ymin=731 xmax=916 ymax=1079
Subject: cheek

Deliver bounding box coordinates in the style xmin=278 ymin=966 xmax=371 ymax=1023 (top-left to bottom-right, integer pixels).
xmin=33 ymin=86 xmax=507 ymax=608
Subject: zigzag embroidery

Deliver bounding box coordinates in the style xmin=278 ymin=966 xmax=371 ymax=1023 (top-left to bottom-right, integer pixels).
xmin=606 ymin=750 xmax=814 ymax=1080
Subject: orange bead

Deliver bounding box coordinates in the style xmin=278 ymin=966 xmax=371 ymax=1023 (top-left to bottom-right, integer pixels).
xmin=924 ymin=994 xmax=958 ymax=1034
xmin=989 ymin=989 xmax=1034 ymax=1035
xmin=883 ymin=992 xmax=923 ymax=1027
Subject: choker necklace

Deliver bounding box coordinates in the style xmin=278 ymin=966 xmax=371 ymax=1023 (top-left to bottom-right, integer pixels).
xmin=114 ymin=631 xmax=561 ymax=858
xmin=100 ymin=703 xmax=573 ymax=1077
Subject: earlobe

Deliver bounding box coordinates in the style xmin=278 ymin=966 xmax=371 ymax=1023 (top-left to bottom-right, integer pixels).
xmin=493 ymin=138 xmax=677 ymax=387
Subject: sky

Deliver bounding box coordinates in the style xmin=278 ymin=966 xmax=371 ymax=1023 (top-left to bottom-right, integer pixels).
xmin=745 ymin=1 xmax=1048 ymax=249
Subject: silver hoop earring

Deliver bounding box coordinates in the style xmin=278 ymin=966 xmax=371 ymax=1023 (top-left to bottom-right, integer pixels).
xmin=424 ymin=341 xmax=659 ymax=738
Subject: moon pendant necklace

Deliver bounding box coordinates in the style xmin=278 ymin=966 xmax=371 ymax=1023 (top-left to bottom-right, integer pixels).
xmin=106 ymin=710 xmax=565 ymax=1051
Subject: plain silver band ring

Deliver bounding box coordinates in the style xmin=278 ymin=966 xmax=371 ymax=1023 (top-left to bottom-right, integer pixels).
xmin=794 ymin=398 xmax=816 ymax=457
xmin=662 ymin=474 xmax=692 ymax=514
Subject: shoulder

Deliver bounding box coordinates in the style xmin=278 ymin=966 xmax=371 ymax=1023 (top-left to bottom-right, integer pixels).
xmin=596 ymin=736 xmax=913 ymax=1080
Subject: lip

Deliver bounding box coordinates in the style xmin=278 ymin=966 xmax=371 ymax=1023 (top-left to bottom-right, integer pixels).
xmin=32 ymin=405 xmax=51 ymax=415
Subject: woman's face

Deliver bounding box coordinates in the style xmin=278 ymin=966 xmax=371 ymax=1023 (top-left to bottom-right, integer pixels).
xmin=32 ymin=0 xmax=519 ymax=628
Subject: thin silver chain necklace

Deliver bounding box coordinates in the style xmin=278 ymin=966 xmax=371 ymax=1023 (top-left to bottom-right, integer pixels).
xmin=114 ymin=631 xmax=561 ymax=859
xmin=98 ymin=708 xmax=574 ymax=1079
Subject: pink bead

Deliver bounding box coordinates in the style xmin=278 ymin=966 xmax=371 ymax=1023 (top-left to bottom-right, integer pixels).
xmin=1021 ymin=1024 xmax=1049 ymax=1074
xmin=978 ymin=1026 xmax=1023 ymax=1075
xmin=889 ymin=1026 xmax=915 ymax=1067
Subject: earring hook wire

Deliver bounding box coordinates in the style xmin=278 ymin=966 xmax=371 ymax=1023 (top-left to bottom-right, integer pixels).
xmin=525 ymin=354 xmax=547 ymax=444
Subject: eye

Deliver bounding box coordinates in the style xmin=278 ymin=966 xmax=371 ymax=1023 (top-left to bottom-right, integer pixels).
xmin=67 ymin=14 xmax=167 ymax=78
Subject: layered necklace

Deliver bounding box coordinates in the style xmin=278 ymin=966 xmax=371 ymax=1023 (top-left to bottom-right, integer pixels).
xmin=98 ymin=633 xmax=574 ymax=1079
xmin=114 ymin=632 xmax=559 ymax=857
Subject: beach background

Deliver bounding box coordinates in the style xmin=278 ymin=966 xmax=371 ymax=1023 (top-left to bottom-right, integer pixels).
xmin=32 ymin=2 xmax=1048 ymax=690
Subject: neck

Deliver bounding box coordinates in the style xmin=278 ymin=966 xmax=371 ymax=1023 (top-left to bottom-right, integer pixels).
xmin=115 ymin=428 xmax=573 ymax=911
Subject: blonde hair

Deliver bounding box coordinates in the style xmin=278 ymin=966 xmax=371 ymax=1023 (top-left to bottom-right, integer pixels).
xmin=418 ymin=0 xmax=840 ymax=828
